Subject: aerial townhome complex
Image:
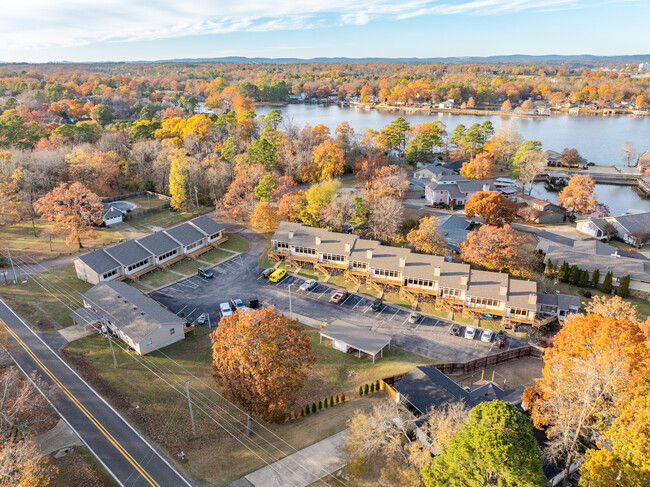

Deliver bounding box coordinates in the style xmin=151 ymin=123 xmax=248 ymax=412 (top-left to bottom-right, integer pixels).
xmin=270 ymin=222 xmax=579 ymax=326
xmin=74 ymin=215 xmax=226 ymax=284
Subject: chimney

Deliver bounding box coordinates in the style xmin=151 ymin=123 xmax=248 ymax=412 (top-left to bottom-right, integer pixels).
xmin=499 ymin=284 xmax=507 ymax=296
xmin=460 ymin=274 xmax=469 ymax=286
xmin=482 ymin=183 xmax=490 ymax=192
xmin=288 ymin=231 xmax=294 ymax=239
xmin=399 ymin=257 xmax=406 ymax=267
xmin=433 ymin=266 xmax=440 ymax=276
xmin=315 ymin=236 xmax=321 ymax=246
xmin=366 ymin=249 xmax=373 ymax=259
xmin=529 ymin=293 xmax=537 ymax=305
xmin=345 ymin=243 xmax=351 ymax=252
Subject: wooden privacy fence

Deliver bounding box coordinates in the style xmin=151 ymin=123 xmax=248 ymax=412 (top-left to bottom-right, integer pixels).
xmin=380 ymin=345 xmax=544 ymax=397
xmin=101 ymin=191 xmax=172 ymax=203
xmin=126 ymin=204 xmax=171 ymax=220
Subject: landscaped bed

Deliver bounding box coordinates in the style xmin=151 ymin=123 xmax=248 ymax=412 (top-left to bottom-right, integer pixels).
xmin=62 ymin=324 xmax=434 ymax=484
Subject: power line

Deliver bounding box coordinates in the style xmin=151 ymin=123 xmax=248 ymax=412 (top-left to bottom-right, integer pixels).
xmin=5 ymin=252 xmax=346 ymax=487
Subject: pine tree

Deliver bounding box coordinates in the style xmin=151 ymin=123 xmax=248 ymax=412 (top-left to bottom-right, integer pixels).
xmin=335 ymin=394 xmax=340 ymax=404
xmin=617 ymin=274 xmax=630 ymax=298
xmin=375 ymin=379 xmax=380 ymax=391
xmin=600 ymin=271 xmax=613 ymax=294
xmin=568 ymin=265 xmax=581 ymax=285
xmin=311 ymin=403 xmax=316 ymax=414
xmin=358 ymin=386 xmax=363 ymax=396
xmin=305 ymin=405 xmax=310 ymax=415
xmin=590 ymin=268 xmax=600 ymax=289
xmin=329 ymin=396 xmax=334 ymax=407
xmin=370 ymin=383 xmax=375 ymax=393
xmin=578 ymin=269 xmax=589 ymax=288
xmin=318 ymin=400 xmax=322 ymax=410
xmin=545 ymin=259 xmax=555 ymax=277
xmin=558 ymin=261 xmax=570 ymax=282
xmin=324 ymin=398 xmax=328 ymax=408
xmin=364 ymin=384 xmax=369 ymax=395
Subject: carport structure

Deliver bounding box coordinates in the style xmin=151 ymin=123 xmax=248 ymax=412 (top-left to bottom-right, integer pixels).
xmin=319 ymin=319 xmax=391 ymax=363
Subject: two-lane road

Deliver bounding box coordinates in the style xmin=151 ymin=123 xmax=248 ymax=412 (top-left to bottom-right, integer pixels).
xmin=0 ymin=299 xmax=192 ymax=487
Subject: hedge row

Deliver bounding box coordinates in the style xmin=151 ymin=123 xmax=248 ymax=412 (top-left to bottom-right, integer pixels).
xmin=288 ymin=392 xmax=346 ymax=421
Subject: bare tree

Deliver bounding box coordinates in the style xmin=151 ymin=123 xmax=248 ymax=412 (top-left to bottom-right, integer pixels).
xmin=367 ymin=196 xmax=404 ymax=241
xmin=323 ymin=193 xmax=354 ymax=231
xmin=517 ymin=151 xmax=548 ymax=194
xmin=619 ymin=141 xmax=638 ymax=167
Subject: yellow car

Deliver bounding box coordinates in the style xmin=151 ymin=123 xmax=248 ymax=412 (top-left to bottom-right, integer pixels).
xmin=268 ymin=269 xmax=286 ymax=282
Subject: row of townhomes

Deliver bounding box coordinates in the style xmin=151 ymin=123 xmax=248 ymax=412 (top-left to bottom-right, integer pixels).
xmin=74 ymin=215 xmax=226 ymax=284
xmin=270 ymin=222 xmax=580 ymax=325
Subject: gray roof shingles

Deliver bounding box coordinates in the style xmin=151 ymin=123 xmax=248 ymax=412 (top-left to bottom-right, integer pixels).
xmin=164 ymin=223 xmax=206 ymax=247
xmin=137 ymin=232 xmax=181 ymax=257
xmin=104 ymin=240 xmax=153 ymax=267
xmin=189 ymin=215 xmax=224 ymax=236
xmin=77 ymin=249 xmax=121 ymax=275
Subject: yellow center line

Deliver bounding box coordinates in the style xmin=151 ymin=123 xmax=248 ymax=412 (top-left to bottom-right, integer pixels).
xmin=2 ymin=320 xmax=160 ymax=487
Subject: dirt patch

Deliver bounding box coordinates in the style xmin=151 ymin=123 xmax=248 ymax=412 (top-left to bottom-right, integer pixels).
xmin=50 ymin=448 xmax=117 ymax=487
xmin=456 ymin=356 xmax=544 ymax=390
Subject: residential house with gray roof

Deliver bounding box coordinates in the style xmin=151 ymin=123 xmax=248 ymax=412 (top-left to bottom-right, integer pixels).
xmin=576 ymin=211 xmax=650 ymax=246
xmin=164 ymin=222 xmax=208 ymax=255
xmin=189 ymin=215 xmax=225 ymax=243
xmin=104 ymin=240 xmax=154 ymax=278
xmin=74 ymin=249 xmax=122 ymax=284
xmin=79 ymin=281 xmax=186 ymax=355
xmin=136 ymin=232 xmax=183 ymax=267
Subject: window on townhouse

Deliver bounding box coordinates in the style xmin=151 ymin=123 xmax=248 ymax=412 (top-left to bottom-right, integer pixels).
xmin=102 ymin=269 xmax=118 ymax=279
xmin=469 ymin=297 xmax=501 ymax=309
xmin=405 ymin=278 xmax=436 ymax=288
xmin=374 ymin=268 xmax=400 ymax=279
xmin=277 ymin=241 xmax=289 ymax=250
xmin=321 ymin=253 xmax=346 ymax=263
xmin=294 ymin=246 xmax=316 ymax=255
xmin=170 ymin=328 xmax=175 ymax=335
xmin=440 ymin=287 xmax=461 ymax=298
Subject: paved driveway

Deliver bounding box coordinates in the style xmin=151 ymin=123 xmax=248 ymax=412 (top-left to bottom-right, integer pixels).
xmin=149 ymin=225 xmax=525 ymax=363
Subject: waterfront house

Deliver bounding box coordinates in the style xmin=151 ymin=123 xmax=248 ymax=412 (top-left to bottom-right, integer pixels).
xmin=516 ymin=192 xmax=566 ymax=223
xmin=78 ymin=281 xmax=186 ymax=355
xmin=413 ymin=164 xmax=453 ymax=180
xmin=425 ymin=176 xmax=496 ymax=206
xmin=576 ymin=211 xmax=650 ymax=246
xmin=638 ymin=151 xmax=650 ymax=176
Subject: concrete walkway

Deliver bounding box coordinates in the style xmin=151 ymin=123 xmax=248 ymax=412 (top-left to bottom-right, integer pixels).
xmin=32 ymin=419 xmax=82 ymax=456
xmin=58 ymin=324 xmax=95 ymax=343
xmin=244 ymin=430 xmax=347 ymax=487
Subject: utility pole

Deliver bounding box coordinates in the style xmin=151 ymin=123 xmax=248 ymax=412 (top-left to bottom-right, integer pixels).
xmin=104 ymin=322 xmax=118 ymax=369
xmin=5 ymin=247 xmax=16 ymax=284
xmin=180 ymin=377 xmax=197 ymax=438
xmin=288 ymin=283 xmax=293 ymax=320
xmin=194 ymin=186 xmax=200 ymax=210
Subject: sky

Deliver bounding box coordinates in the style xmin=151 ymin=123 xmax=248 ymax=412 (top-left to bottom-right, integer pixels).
xmin=0 ymin=0 xmax=647 ymax=63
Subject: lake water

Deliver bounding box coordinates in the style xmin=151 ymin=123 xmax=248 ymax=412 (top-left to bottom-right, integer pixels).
xmin=257 ymin=103 xmax=650 ymax=215
xmin=531 ymin=183 xmax=650 ymax=216
xmin=257 ymin=104 xmax=650 ymax=166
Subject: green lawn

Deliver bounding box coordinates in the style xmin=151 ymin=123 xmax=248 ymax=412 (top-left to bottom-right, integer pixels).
xmin=0 ymin=264 xmax=91 ymax=330
xmin=382 ymin=292 xmax=412 ymax=308
xmin=220 ymin=233 xmax=249 ymax=253
xmin=199 ymin=248 xmax=232 ymax=264
xmin=168 ymin=258 xmax=204 ymax=276
xmin=62 ymin=323 xmax=432 ymax=485
xmin=134 ymin=268 xmax=182 ymax=289
xmin=124 ymin=195 xmax=168 ymax=209
xmin=127 ymin=207 xmax=212 ymax=233
xmin=0 ymin=219 xmax=122 ymax=262
xmin=258 ymin=241 xmax=275 ymax=269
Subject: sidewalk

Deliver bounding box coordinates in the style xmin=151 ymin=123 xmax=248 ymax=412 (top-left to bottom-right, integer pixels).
xmin=244 ymin=430 xmax=347 ymax=487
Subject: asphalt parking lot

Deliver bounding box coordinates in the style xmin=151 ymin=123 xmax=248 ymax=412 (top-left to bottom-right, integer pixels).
xmin=149 ymin=224 xmax=526 ymax=363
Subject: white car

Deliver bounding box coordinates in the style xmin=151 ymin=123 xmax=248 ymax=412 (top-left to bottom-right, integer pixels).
xmin=464 ymin=326 xmax=476 ymax=340
xmin=300 ymin=279 xmax=317 ymax=291
xmin=481 ymin=329 xmax=494 ymax=343
xmin=219 ymin=302 xmax=232 ymax=318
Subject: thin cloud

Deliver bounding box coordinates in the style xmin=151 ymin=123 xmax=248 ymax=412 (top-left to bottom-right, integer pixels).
xmin=0 ymin=0 xmax=636 ymax=51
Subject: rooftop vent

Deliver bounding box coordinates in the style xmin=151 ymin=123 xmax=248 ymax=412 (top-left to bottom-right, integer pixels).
xmin=288 ymin=230 xmax=294 ymax=239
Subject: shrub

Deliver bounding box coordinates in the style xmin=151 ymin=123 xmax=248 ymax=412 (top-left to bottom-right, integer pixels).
xmin=324 ymin=398 xmax=328 ymax=409
xmin=335 ymin=394 xmax=340 ymax=404
xmin=601 ymin=271 xmax=613 ymax=294
xmin=375 ymin=379 xmax=380 ymax=391
xmin=568 ymin=265 xmax=580 ymax=285
xmin=294 ymin=411 xmax=298 ymax=420
xmin=364 ymin=384 xmax=369 ymax=395
xmin=341 ymin=391 xmax=345 ymax=402
xmin=590 ymin=268 xmax=600 ymax=288
xmin=617 ymin=274 xmax=630 ymax=298
xmin=330 ymin=396 xmax=334 ymax=407
xmin=311 ymin=403 xmax=316 ymax=414
xmin=358 ymin=386 xmax=363 ymax=396
xmin=300 ymin=408 xmax=304 ymax=417
xmin=545 ymin=260 xmax=555 ymax=277
xmin=558 ymin=261 xmax=570 ymax=282
xmin=370 ymin=383 xmax=375 ymax=393
xmin=578 ymin=269 xmax=589 ymax=288
xmin=318 ymin=401 xmax=322 ymax=410
xmin=305 ymin=405 xmax=310 ymax=415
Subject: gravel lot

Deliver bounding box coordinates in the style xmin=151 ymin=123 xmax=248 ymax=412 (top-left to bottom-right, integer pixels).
xmin=150 ymin=224 xmax=526 ymax=363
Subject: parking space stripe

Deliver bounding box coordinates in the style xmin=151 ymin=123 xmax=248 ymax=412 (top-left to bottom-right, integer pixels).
xmin=340 ymin=295 xmax=351 ymax=306
xmin=390 ymin=309 xmax=399 ymax=320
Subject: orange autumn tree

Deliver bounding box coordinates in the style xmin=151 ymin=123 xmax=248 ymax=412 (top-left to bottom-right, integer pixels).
xmin=464 ymin=191 xmax=518 ymax=227
xmin=460 ymin=153 xmax=496 ymax=180
xmin=34 ymin=182 xmax=103 ymax=248
xmin=556 ymin=174 xmax=602 ymax=215
xmin=302 ymin=139 xmax=345 ymax=183
xmin=407 ymin=216 xmax=448 ymax=255
xmin=210 ymin=307 xmax=315 ymax=434
xmin=250 ymin=201 xmax=279 ymax=232
xmin=460 ymin=224 xmax=526 ymax=275
xmin=523 ymin=314 xmax=650 ymax=487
